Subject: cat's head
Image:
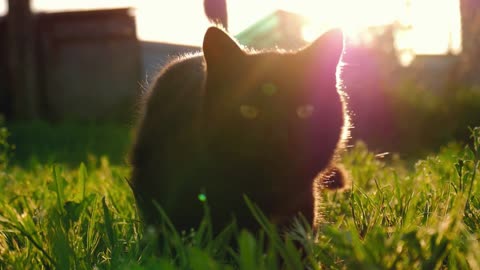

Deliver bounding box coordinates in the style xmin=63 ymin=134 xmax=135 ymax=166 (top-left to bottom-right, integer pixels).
xmin=202 ymin=27 xmax=346 ymax=180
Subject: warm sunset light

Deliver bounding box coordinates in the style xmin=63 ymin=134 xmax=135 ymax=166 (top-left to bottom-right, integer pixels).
xmin=3 ymin=0 xmax=480 ymax=268
xmin=280 ymin=0 xmax=461 ymax=55
xmin=283 ymin=0 xmax=403 ymax=39
xmin=0 ymin=0 xmax=462 ymax=55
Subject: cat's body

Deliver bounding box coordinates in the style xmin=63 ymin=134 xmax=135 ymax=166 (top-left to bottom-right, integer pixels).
xmin=130 ymin=27 xmax=350 ymax=232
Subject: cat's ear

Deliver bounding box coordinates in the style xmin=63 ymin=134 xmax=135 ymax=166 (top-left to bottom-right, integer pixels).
xmin=203 ymin=27 xmax=244 ymax=68
xmin=300 ymin=28 xmax=344 ymax=69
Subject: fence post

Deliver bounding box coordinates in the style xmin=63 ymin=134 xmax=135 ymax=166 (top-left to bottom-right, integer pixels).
xmin=6 ymin=0 xmax=38 ymax=120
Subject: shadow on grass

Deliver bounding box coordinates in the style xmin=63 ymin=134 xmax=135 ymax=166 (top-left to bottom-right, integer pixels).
xmin=7 ymin=121 xmax=133 ymax=167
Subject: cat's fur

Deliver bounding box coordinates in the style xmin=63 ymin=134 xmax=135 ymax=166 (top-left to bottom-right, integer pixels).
xmin=130 ymin=27 xmax=350 ymax=232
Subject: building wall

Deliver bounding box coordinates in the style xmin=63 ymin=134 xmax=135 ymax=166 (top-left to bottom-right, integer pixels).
xmin=36 ymin=9 xmax=140 ymax=121
xmin=42 ymin=39 xmax=140 ymax=120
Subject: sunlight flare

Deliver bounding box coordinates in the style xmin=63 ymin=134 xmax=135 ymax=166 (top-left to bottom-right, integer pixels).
xmin=3 ymin=0 xmax=461 ymax=54
xmin=281 ymin=0 xmax=403 ymax=40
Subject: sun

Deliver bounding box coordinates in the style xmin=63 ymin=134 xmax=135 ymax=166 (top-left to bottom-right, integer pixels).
xmin=279 ymin=0 xmax=461 ymax=55
xmin=279 ymin=0 xmax=403 ymax=40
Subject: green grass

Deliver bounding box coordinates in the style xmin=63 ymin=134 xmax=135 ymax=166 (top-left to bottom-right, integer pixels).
xmin=0 ymin=122 xmax=479 ymax=269
xmin=7 ymin=121 xmax=132 ymax=166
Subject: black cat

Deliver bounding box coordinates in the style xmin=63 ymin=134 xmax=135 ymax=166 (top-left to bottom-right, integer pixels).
xmin=130 ymin=27 xmax=350 ymax=233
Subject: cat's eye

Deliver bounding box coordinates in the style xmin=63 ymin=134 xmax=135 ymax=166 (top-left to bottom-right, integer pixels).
xmin=296 ymin=104 xmax=315 ymax=119
xmin=240 ymin=105 xmax=259 ymax=119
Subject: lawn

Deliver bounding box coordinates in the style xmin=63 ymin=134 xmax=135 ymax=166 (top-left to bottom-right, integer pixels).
xmin=0 ymin=121 xmax=479 ymax=269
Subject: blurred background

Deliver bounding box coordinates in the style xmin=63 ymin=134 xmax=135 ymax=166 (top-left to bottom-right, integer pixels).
xmin=1 ymin=0 xmax=480 ymax=164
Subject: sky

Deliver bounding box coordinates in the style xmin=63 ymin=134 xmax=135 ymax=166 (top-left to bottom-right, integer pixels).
xmin=0 ymin=0 xmax=462 ymax=55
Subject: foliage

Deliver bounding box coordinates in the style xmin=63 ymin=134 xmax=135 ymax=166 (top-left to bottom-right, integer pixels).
xmin=0 ymin=116 xmax=14 ymax=170
xmin=6 ymin=121 xmax=132 ymax=167
xmin=0 ymin=124 xmax=479 ymax=269
xmin=384 ymin=84 xmax=480 ymax=157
